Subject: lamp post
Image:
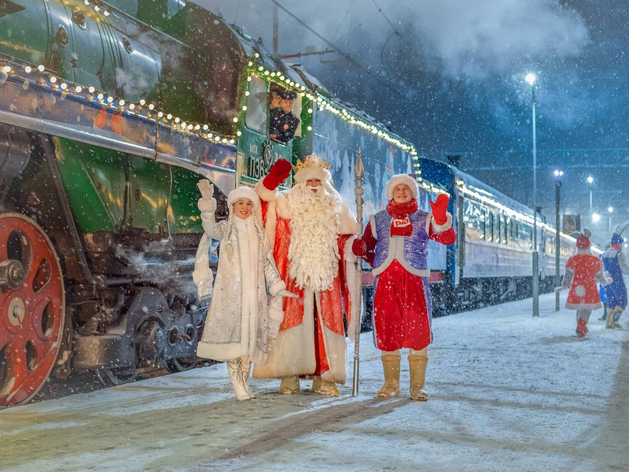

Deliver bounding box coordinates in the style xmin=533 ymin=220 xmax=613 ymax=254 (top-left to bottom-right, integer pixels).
xmin=608 ymin=206 xmax=614 ymax=236
xmin=526 ymin=73 xmax=539 ymax=317
xmin=587 ymin=176 xmax=594 ymax=217
xmin=554 ymin=170 xmax=563 ymax=312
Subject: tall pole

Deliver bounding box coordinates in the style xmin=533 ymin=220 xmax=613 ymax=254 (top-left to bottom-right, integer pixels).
xmin=273 ymin=3 xmax=279 ymax=55
xmin=555 ymin=181 xmax=561 ymax=312
xmin=589 ymin=184 xmax=593 ymax=216
xmin=352 ymin=148 xmax=364 ymax=397
xmin=531 ymin=84 xmax=539 ymax=317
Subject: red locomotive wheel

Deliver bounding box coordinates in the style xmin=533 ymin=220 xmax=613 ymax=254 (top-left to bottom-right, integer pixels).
xmin=0 ymin=213 xmax=65 ymax=408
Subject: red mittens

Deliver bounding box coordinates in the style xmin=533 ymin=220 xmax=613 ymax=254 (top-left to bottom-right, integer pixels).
xmin=263 ymin=159 xmax=292 ymax=190
xmin=352 ymin=239 xmax=366 ymax=257
xmin=429 ymin=194 xmax=450 ymax=225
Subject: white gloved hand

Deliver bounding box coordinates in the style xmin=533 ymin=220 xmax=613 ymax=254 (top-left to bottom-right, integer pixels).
xmin=197 ymin=180 xmax=214 ymax=200
xmin=278 ymin=289 xmax=299 ymax=299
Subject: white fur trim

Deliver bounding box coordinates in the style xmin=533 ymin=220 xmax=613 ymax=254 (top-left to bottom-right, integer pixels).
xmin=198 ymin=198 xmax=216 ymax=213
xmin=319 ymin=325 xmax=347 ymax=384
xmin=253 ymin=289 xmax=317 ymax=378
xmin=294 ymin=166 xmax=332 ymax=184
xmin=577 ymin=247 xmax=592 ymax=255
xmin=275 ymin=193 xmax=291 ymax=219
xmin=386 ymin=174 xmax=418 ymax=199
xmin=255 ymin=179 xmax=279 ymax=202
xmin=370 ymin=215 xmax=377 ymax=239
xmin=344 ymin=237 xmax=359 ymax=343
xmin=566 ymin=302 xmax=602 ymax=310
xmin=227 ymin=187 xmax=260 ymax=209
xmin=430 ymin=213 xmax=453 ymax=232
xmin=338 ymin=202 xmax=359 ymax=235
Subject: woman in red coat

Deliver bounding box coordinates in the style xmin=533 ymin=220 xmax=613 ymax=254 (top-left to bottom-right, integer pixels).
xmin=555 ymin=229 xmax=612 ymax=337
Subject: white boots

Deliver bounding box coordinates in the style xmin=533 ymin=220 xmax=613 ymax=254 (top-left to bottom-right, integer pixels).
xmin=226 ymin=356 xmax=253 ymax=401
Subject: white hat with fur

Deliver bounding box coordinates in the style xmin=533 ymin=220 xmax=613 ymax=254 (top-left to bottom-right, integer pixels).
xmin=386 ymin=174 xmax=418 ymax=199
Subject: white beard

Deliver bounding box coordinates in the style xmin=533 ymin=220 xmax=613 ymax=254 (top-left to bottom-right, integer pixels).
xmin=287 ymin=183 xmax=341 ymax=292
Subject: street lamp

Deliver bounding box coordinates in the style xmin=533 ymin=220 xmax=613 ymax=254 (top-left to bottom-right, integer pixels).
xmin=587 ymin=176 xmax=594 ymax=216
xmin=553 ymin=170 xmax=563 ymax=311
xmin=608 ymin=206 xmax=614 ymax=236
xmin=592 ymin=212 xmax=601 ymax=223
xmin=526 ymin=73 xmax=539 ymax=317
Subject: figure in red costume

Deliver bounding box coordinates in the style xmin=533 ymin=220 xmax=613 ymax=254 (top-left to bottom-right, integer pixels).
xmin=555 ymin=229 xmax=612 ymax=337
xmin=253 ymin=155 xmax=359 ymax=396
xmin=353 ymin=174 xmax=456 ymax=401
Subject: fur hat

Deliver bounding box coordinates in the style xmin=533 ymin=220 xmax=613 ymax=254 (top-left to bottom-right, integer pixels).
xmin=293 ymin=154 xmax=332 ymax=184
xmin=386 ymin=174 xmax=418 ymax=199
xmin=571 ymin=228 xmax=592 ymax=248
xmin=227 ymin=186 xmax=260 ymax=209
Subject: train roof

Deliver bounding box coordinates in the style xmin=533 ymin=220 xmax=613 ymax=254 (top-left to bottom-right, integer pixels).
xmin=420 ymin=158 xmax=535 ymax=217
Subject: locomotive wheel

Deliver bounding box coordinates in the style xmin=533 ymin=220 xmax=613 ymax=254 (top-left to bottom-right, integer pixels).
xmin=0 ymin=213 xmax=65 ymax=408
xmin=165 ymin=356 xmax=200 ymax=373
xmin=95 ymin=367 xmax=138 ymax=387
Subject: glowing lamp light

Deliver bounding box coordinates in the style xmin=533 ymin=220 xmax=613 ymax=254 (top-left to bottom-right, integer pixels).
xmin=37 ymin=65 xmax=45 ymax=72
xmin=608 ymin=206 xmax=614 ymax=213
xmin=24 ymin=66 xmax=32 ymax=73
xmin=107 ymin=96 xmax=114 ymax=103
xmin=129 ymin=104 xmax=135 ymax=110
xmin=203 ymin=125 xmax=209 ymax=130
xmin=148 ymin=104 xmax=155 ymax=110
xmin=139 ymin=99 xmax=146 ymax=106
xmin=50 ymin=76 xmax=57 ymax=83
xmin=119 ymin=99 xmax=125 ymax=106
xmin=75 ymin=86 xmax=82 ymax=93
xmin=587 ymin=176 xmax=594 ymax=184
xmin=592 ymin=213 xmax=601 ymax=223
xmin=233 ymin=117 xmax=239 ymax=123
xmin=60 ymin=82 xmax=67 ymax=90
xmin=525 ymin=73 xmax=536 ymax=86
xmin=174 ymin=117 xmax=180 ymax=123
xmin=88 ymin=86 xmax=95 ymax=93
xmin=553 ymin=170 xmax=564 ymax=177
xmin=97 ymin=93 xmax=104 ymax=101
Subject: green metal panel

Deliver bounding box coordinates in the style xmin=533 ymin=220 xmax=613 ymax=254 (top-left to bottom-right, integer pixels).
xmin=68 ymin=5 xmax=108 ymax=91
xmin=168 ymin=166 xmax=203 ymax=234
xmin=54 ymin=137 xmax=126 ymax=234
xmin=125 ymin=156 xmax=171 ymax=234
xmin=0 ymin=0 xmax=48 ymax=66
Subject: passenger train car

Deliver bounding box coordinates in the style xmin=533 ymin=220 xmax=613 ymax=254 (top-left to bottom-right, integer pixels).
xmin=419 ymin=158 xmax=599 ymax=311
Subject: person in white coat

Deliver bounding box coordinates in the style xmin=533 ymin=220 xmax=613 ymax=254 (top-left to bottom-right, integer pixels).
xmin=194 ymin=181 xmax=297 ymax=400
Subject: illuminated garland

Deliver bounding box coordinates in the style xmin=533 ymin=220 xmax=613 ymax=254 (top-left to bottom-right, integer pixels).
xmin=245 ymin=55 xmax=421 ymax=175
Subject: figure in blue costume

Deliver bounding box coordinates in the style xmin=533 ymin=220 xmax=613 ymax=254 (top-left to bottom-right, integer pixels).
xmin=601 ymin=221 xmax=629 ymax=329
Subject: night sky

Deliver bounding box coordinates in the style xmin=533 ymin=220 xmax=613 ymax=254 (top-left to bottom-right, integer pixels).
xmin=198 ymin=0 xmax=629 ymax=242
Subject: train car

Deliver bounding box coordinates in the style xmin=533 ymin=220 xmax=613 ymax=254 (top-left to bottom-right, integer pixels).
xmin=0 ymin=0 xmax=428 ymax=407
xmin=419 ymin=158 xmax=600 ymax=309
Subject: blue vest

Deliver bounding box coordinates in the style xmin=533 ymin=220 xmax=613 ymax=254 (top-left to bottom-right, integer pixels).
xmin=372 ymin=210 xmax=430 ymax=276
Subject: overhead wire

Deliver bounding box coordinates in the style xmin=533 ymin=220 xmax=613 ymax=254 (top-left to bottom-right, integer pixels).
xmin=267 ymin=0 xmax=404 ymax=98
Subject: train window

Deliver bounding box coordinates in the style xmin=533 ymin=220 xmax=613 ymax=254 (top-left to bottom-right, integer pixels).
xmin=496 ymin=214 xmax=501 ymax=244
xmin=488 ymin=212 xmax=494 ymax=242
xmin=480 ymin=208 xmax=486 ymax=240
xmin=503 ymin=216 xmax=508 ymax=244
xmin=245 ymin=76 xmax=267 ymax=134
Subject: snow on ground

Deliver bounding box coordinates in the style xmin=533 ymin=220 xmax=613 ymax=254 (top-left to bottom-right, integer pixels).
xmin=1 ymin=293 xmax=628 ymax=472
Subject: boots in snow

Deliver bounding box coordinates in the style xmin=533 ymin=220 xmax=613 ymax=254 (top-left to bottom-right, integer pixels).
xmin=408 ymin=354 xmax=429 ymax=401
xmin=239 ymin=356 xmax=254 ymax=398
xmin=576 ymin=318 xmax=588 ymax=337
xmin=312 ymin=377 xmax=340 ymax=397
xmin=376 ymin=354 xmax=401 ymax=399
xmin=226 ymin=359 xmax=252 ymax=401
xmin=279 ymin=376 xmax=300 ymax=395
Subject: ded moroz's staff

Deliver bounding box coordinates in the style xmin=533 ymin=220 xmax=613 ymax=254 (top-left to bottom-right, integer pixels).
xmin=352 ymin=147 xmax=365 ymax=396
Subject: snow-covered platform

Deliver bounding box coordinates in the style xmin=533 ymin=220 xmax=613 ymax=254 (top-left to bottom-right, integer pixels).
xmin=1 ymin=293 xmax=628 ymax=471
